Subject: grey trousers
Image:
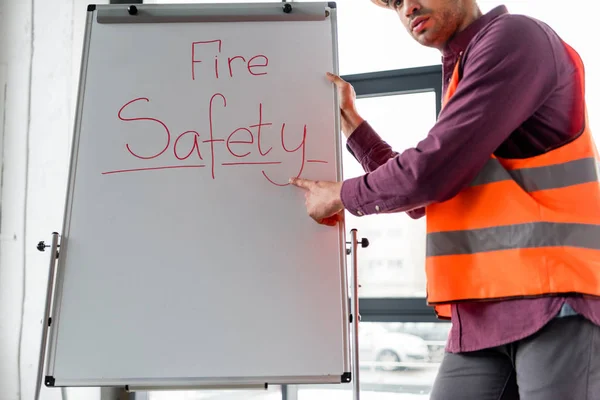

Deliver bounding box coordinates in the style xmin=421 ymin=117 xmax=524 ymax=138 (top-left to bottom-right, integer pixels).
xmin=430 ymin=316 xmax=600 ymax=400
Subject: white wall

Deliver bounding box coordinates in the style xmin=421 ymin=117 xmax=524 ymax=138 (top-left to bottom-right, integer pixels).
xmin=0 ymin=0 xmax=105 ymax=399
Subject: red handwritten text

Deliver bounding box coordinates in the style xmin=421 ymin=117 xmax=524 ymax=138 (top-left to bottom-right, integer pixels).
xmin=118 ymin=98 xmax=171 ymax=159
xmin=191 ymin=40 xmax=269 ymax=81
xmin=107 ymin=94 xmax=327 ymax=186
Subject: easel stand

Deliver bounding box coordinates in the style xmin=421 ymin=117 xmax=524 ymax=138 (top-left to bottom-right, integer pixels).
xmin=37 ymin=236 xmax=130 ymax=400
xmin=35 ymin=0 xmax=348 ymax=395
xmin=36 ymin=232 xmax=60 ymax=400
xmin=348 ymin=229 xmax=369 ymax=400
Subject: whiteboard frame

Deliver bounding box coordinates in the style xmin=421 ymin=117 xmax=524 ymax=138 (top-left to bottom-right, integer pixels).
xmin=42 ymin=2 xmax=350 ymax=390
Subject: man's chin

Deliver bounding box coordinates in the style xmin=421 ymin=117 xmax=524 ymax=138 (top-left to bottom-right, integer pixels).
xmin=413 ymin=31 xmax=440 ymax=49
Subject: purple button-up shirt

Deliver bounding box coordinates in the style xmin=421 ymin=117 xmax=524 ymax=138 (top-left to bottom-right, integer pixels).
xmin=341 ymin=6 xmax=600 ymax=352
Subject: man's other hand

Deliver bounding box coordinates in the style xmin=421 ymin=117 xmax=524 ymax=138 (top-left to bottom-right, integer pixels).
xmin=327 ymin=72 xmax=365 ymax=138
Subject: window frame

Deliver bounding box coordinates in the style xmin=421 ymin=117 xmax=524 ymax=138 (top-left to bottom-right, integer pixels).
xmin=342 ymin=64 xmax=443 ymax=116
xmin=342 ymin=64 xmax=443 ymax=324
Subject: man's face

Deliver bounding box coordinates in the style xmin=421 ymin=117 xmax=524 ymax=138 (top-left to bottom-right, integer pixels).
xmin=385 ymin=0 xmax=472 ymax=49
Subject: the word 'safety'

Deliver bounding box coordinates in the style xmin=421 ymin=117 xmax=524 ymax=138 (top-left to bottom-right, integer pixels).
xmin=104 ymin=40 xmax=328 ymax=187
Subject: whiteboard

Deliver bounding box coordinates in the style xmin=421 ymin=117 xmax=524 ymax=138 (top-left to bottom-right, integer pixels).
xmin=45 ymin=2 xmax=349 ymax=389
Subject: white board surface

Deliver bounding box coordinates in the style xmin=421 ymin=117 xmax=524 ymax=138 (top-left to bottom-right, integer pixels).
xmin=45 ymin=2 xmax=349 ymax=389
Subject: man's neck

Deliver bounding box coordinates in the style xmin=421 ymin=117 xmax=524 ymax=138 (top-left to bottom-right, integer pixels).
xmin=459 ymin=6 xmax=483 ymax=32
xmin=440 ymin=6 xmax=483 ymax=52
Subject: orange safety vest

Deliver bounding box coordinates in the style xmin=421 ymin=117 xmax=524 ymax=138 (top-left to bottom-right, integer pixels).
xmin=425 ymin=41 xmax=600 ymax=320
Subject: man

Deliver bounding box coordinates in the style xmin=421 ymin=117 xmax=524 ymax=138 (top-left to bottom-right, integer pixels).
xmin=290 ymin=1 xmax=600 ymax=398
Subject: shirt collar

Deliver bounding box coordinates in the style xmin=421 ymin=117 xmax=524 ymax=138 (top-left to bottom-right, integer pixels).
xmin=443 ymin=5 xmax=509 ymax=58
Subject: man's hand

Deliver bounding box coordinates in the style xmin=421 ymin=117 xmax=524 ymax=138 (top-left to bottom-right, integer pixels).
xmin=327 ymin=72 xmax=365 ymax=138
xmin=289 ymin=177 xmax=345 ymax=226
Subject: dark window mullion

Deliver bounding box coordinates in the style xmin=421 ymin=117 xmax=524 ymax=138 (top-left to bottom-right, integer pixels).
xmin=109 ymin=0 xmax=143 ymax=4
xmin=342 ymin=65 xmax=442 ymax=96
xmin=359 ymin=298 xmax=439 ymax=323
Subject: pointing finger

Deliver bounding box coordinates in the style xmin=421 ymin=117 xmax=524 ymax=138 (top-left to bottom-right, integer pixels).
xmin=319 ymin=217 xmax=338 ymax=226
xmin=318 ymin=213 xmax=344 ymax=226
xmin=319 ymin=213 xmax=343 ymax=226
xmin=289 ymin=177 xmax=312 ymax=189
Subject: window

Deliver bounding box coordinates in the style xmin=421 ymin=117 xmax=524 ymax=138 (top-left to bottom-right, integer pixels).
xmin=343 ymin=92 xmax=437 ymax=298
xmin=296 ymin=322 xmax=450 ymax=399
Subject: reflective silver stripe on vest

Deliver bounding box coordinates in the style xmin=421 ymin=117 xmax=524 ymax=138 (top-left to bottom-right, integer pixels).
xmin=427 ymin=222 xmax=600 ymax=257
xmin=470 ymin=157 xmax=600 ymax=192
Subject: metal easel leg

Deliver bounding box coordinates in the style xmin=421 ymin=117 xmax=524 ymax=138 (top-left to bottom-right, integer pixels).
xmin=100 ymin=387 xmax=132 ymax=400
xmin=349 ymin=229 xmax=369 ymax=400
xmin=35 ymin=232 xmax=60 ymax=400
xmin=36 ymin=234 xmax=131 ymax=400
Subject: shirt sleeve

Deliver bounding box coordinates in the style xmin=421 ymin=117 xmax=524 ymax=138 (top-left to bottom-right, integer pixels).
xmin=345 ymin=120 xmax=399 ymax=172
xmin=345 ymin=121 xmax=425 ymax=219
xmin=340 ymin=15 xmax=559 ymax=217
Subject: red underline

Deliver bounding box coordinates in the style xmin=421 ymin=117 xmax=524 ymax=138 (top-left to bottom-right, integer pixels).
xmin=221 ymin=162 xmax=282 ymax=166
xmin=102 ymin=165 xmax=206 ymax=175
xmin=102 ymin=160 xmax=328 ymax=175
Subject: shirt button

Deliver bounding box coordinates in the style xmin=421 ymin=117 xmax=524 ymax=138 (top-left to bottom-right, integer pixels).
xmin=375 ymin=205 xmax=380 ymax=212
xmin=356 ymin=210 xmax=364 ymax=216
